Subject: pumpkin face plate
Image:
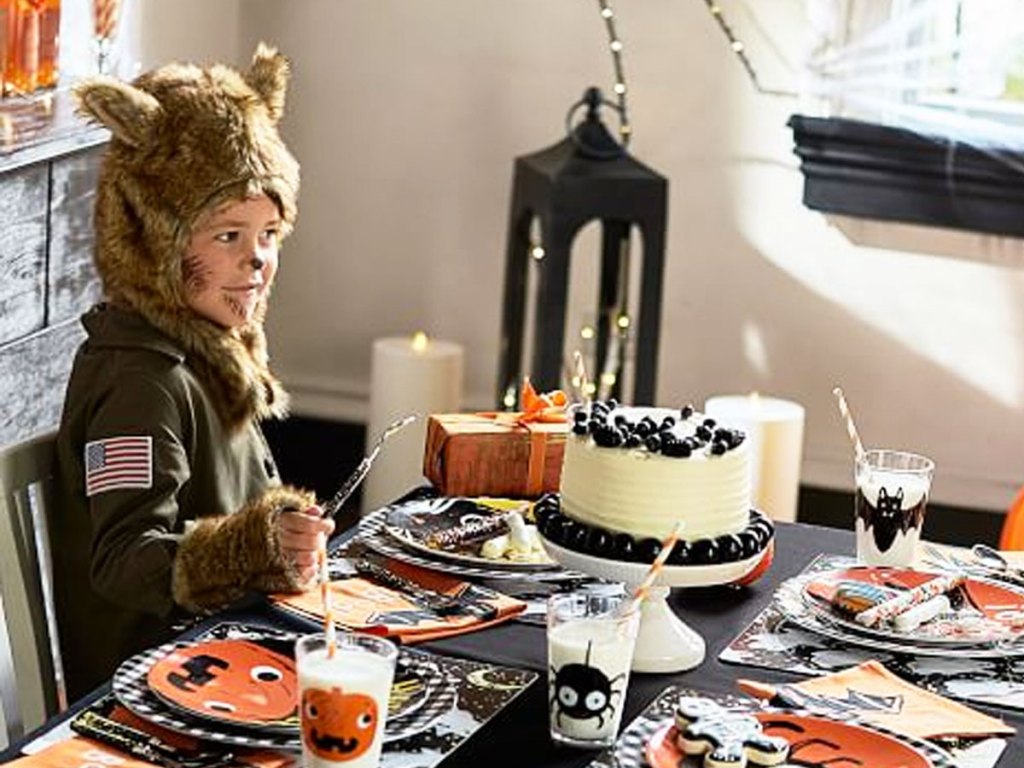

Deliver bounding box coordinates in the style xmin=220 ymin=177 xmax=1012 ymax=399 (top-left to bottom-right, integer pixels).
xmin=147 ymin=638 xmax=298 ymax=728
xmin=645 ymin=712 xmax=946 ymax=768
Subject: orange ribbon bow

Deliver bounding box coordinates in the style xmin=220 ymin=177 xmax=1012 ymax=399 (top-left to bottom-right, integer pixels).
xmin=476 ymin=378 xmax=569 ymax=496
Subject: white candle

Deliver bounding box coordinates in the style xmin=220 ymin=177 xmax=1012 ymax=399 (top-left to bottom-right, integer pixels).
xmin=704 ymin=394 xmax=805 ymax=523
xmin=362 ymin=333 xmax=463 ymax=513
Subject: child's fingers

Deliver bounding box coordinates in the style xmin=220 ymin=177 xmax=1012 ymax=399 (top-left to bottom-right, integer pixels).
xmin=279 ymin=509 xmax=334 ymax=537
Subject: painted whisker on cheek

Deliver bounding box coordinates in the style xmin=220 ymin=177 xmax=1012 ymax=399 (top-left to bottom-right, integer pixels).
xmin=182 ymin=255 xmax=212 ymax=295
xmin=223 ymin=293 xmax=248 ymax=321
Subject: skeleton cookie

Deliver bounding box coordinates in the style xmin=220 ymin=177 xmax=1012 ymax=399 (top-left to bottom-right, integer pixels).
xmin=674 ymin=697 xmax=789 ymax=768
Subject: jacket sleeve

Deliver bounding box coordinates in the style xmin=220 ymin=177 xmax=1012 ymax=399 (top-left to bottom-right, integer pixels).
xmin=84 ymin=372 xmax=191 ymax=616
xmin=171 ymin=484 xmax=315 ymax=612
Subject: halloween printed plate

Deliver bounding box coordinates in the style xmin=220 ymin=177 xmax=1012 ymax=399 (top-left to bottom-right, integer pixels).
xmin=801 ymin=566 xmax=1024 ymax=647
xmin=114 ymin=635 xmax=456 ymax=749
xmin=147 ymin=637 xmax=299 ymax=731
xmin=381 ymin=496 xmax=558 ymax=571
xmin=775 ymin=575 xmax=1024 ymax=658
xmin=643 ymin=712 xmax=949 ymax=768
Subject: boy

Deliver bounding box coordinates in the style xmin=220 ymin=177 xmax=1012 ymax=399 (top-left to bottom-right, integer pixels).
xmin=52 ymin=44 xmax=332 ymax=698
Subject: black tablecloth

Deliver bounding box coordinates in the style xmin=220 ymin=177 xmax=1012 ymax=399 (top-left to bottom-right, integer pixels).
xmin=5 ymin=521 xmax=1022 ymax=767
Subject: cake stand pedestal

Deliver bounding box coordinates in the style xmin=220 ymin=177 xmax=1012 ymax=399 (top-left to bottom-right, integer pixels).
xmin=540 ymin=538 xmax=763 ymax=673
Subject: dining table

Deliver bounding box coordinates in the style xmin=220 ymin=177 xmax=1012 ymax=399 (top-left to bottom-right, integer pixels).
xmin=3 ymin=517 xmax=1022 ymax=767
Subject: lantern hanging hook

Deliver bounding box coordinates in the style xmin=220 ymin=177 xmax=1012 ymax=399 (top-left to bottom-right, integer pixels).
xmin=565 ymin=87 xmax=628 ymax=160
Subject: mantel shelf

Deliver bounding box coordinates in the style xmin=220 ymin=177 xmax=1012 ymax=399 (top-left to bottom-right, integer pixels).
xmin=0 ymin=87 xmax=108 ymax=175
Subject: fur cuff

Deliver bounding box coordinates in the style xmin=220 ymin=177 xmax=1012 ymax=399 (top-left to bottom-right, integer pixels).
xmin=171 ymin=485 xmax=315 ymax=612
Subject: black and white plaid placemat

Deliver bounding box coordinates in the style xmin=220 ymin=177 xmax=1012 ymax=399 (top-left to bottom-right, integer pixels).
xmin=112 ymin=620 xmax=538 ymax=767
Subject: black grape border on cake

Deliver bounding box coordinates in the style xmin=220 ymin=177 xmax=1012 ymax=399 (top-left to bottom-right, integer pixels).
xmin=534 ymin=493 xmax=774 ymax=567
xmin=571 ymin=400 xmax=746 ymax=457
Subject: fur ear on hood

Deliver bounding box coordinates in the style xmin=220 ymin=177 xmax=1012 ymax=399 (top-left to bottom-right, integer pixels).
xmin=245 ymin=42 xmax=290 ymax=124
xmin=74 ymin=77 xmax=163 ymax=148
xmin=78 ymin=46 xmax=300 ymax=432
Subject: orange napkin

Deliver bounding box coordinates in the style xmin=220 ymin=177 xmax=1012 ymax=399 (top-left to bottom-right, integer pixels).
xmin=740 ymin=660 xmax=1014 ymax=741
xmin=271 ymin=557 xmax=526 ymax=643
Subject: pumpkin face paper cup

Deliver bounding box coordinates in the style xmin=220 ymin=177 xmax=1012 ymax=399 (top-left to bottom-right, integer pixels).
xmin=295 ymin=632 xmax=398 ymax=768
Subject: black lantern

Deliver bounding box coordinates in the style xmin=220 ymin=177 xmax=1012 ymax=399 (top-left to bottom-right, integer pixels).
xmin=497 ymin=87 xmax=668 ymax=407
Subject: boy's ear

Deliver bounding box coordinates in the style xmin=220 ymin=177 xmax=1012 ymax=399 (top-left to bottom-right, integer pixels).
xmin=245 ymin=42 xmax=290 ymax=123
xmin=74 ymin=77 xmax=162 ymax=148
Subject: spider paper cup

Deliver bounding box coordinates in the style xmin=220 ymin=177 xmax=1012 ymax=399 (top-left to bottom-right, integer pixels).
xmin=546 ymin=592 xmax=640 ymax=748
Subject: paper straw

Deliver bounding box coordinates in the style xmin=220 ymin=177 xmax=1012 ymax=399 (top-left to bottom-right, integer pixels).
xmin=317 ymin=533 xmax=337 ymax=657
xmin=855 ymin=573 xmax=964 ymax=628
xmin=832 ymin=386 xmax=865 ymax=460
xmin=630 ymin=522 xmax=685 ymax=607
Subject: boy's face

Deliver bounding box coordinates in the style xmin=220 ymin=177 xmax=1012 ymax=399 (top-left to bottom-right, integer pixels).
xmin=183 ymin=195 xmax=281 ymax=328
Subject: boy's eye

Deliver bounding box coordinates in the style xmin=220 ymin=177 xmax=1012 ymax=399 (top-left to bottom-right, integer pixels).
xmin=214 ymin=231 xmax=239 ymax=244
xmin=260 ymin=228 xmax=280 ymax=243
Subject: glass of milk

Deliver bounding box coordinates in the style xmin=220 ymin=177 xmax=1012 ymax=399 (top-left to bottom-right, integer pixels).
xmin=295 ymin=633 xmax=398 ymax=768
xmin=547 ymin=592 xmax=641 ymax=748
xmin=854 ymin=449 xmax=935 ymax=567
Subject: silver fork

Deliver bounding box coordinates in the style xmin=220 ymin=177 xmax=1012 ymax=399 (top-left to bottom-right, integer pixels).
xmin=322 ymin=414 xmax=418 ymax=520
xmin=922 ymin=543 xmax=1024 ymax=588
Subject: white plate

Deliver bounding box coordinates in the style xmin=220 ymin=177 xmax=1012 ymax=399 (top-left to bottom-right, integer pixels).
xmin=540 ymin=536 xmax=763 ymax=587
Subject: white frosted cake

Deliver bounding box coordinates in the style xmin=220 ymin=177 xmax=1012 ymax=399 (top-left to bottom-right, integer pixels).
xmin=535 ymin=401 xmax=773 ymax=566
xmin=559 ymin=405 xmax=751 ymax=540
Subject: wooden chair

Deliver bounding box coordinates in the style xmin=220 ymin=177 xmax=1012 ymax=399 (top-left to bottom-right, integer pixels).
xmin=0 ymin=585 xmax=22 ymax=748
xmin=0 ymin=432 xmax=66 ymax=745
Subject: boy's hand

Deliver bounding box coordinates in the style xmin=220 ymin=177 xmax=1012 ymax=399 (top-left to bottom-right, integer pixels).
xmin=277 ymin=505 xmax=334 ymax=584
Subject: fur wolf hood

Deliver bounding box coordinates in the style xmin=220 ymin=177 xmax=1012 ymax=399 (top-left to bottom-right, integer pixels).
xmin=74 ymin=44 xmax=300 ymax=432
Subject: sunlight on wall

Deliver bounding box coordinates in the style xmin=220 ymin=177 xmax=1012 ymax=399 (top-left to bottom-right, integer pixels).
xmin=737 ymin=168 xmax=1024 ymax=409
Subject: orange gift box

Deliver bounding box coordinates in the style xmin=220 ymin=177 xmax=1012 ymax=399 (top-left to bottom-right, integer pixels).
xmin=423 ymin=413 xmax=569 ymax=498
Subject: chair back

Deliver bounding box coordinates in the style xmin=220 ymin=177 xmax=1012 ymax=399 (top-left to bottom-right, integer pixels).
xmin=0 ymin=431 xmax=66 ymax=745
xmin=1001 ymin=484 xmax=1024 ymax=551
xmin=0 ymin=583 xmax=21 ymax=748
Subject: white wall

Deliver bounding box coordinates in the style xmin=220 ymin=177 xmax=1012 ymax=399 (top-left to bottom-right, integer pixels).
xmin=129 ymin=1 xmax=1024 ymax=515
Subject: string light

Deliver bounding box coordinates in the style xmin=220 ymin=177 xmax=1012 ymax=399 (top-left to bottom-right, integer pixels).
xmin=503 ymin=385 xmax=517 ymax=409
xmin=701 ymin=0 xmax=797 ymax=98
xmin=530 ymin=244 xmax=546 ymax=260
xmin=596 ymin=0 xmax=631 ymax=143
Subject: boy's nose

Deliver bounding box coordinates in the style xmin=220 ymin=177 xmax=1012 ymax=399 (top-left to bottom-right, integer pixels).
xmin=249 ymin=254 xmax=266 ymax=270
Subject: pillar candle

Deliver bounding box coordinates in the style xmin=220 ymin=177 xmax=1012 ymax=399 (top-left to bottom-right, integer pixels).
xmin=362 ymin=333 xmax=463 ymax=514
xmin=704 ymin=394 xmax=805 ymax=523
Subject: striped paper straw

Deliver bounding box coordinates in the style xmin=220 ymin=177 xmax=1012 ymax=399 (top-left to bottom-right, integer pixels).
xmin=630 ymin=522 xmax=685 ymax=608
xmin=832 ymin=387 xmax=865 ymax=460
xmin=93 ymin=0 xmax=122 ymax=40
xmin=317 ymin=534 xmax=337 ymax=658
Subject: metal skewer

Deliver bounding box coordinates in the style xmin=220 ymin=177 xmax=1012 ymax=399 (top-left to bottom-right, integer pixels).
xmin=321 ymin=413 xmax=419 ymax=520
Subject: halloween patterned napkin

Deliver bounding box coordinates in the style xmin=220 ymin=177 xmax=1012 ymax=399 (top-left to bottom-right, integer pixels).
xmin=740 ymin=660 xmax=1014 ymax=742
xmin=269 ymin=556 xmax=526 ymax=642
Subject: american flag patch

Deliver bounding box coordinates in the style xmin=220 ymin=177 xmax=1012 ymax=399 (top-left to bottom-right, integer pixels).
xmin=84 ymin=436 xmax=153 ymax=497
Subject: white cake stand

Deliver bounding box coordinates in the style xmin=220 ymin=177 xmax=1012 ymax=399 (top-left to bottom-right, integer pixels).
xmin=540 ymin=536 xmax=764 ymax=673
